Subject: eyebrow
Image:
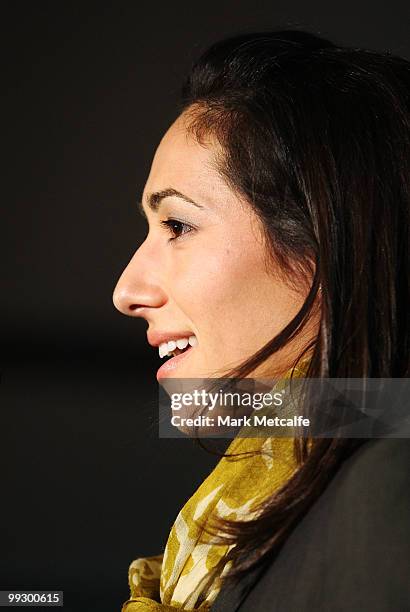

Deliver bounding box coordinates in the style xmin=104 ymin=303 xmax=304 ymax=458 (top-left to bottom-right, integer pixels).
xmin=138 ymin=188 xmax=205 ymax=217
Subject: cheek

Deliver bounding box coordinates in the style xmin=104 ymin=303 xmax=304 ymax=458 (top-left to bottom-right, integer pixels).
xmin=170 ymin=244 xmax=236 ymax=329
xmin=170 ymin=239 xmax=287 ymax=353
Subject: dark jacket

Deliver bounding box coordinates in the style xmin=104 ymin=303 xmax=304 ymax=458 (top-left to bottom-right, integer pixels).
xmin=212 ymin=438 xmax=410 ymax=612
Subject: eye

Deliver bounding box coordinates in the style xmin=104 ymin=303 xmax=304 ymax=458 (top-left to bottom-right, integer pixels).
xmin=160 ymin=218 xmax=194 ymax=242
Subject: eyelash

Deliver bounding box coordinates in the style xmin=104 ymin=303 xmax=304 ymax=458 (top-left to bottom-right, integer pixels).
xmin=160 ymin=218 xmax=194 ymax=242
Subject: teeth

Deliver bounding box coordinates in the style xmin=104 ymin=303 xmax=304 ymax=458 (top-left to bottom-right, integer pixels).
xmin=158 ymin=335 xmax=197 ymax=358
xmin=159 ymin=343 xmax=169 ymax=358
xmin=176 ymin=338 xmax=189 ymax=350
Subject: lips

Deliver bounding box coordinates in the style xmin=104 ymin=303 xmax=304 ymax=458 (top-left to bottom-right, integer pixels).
xmin=147 ymin=329 xmax=198 ymax=381
xmin=156 ymin=343 xmax=195 ymax=381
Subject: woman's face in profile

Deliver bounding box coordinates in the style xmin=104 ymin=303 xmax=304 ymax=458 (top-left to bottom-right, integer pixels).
xmin=113 ymin=112 xmax=314 ymax=381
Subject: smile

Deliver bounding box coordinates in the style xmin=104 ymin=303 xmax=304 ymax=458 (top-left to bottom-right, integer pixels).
xmin=147 ymin=331 xmax=198 ymax=381
xmin=159 ymin=335 xmax=198 ymax=358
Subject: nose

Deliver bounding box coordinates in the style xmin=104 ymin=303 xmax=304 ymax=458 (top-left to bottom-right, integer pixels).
xmin=112 ymin=245 xmax=167 ymax=319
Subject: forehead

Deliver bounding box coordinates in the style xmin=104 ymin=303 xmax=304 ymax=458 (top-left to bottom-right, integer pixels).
xmin=143 ymin=114 xmax=227 ymax=208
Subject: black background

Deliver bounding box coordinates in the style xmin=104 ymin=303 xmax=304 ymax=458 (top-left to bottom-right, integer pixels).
xmin=1 ymin=2 xmax=409 ymax=611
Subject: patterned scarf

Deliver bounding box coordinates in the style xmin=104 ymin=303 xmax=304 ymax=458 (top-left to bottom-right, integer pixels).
xmin=121 ymin=363 xmax=308 ymax=611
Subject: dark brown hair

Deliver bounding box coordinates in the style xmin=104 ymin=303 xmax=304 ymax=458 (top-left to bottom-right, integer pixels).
xmin=177 ymin=29 xmax=410 ymax=587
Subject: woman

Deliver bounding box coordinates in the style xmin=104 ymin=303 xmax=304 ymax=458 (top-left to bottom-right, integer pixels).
xmin=112 ymin=29 xmax=410 ymax=610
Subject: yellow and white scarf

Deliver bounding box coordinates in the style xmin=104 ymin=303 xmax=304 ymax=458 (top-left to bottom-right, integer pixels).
xmin=121 ymin=364 xmax=307 ymax=611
